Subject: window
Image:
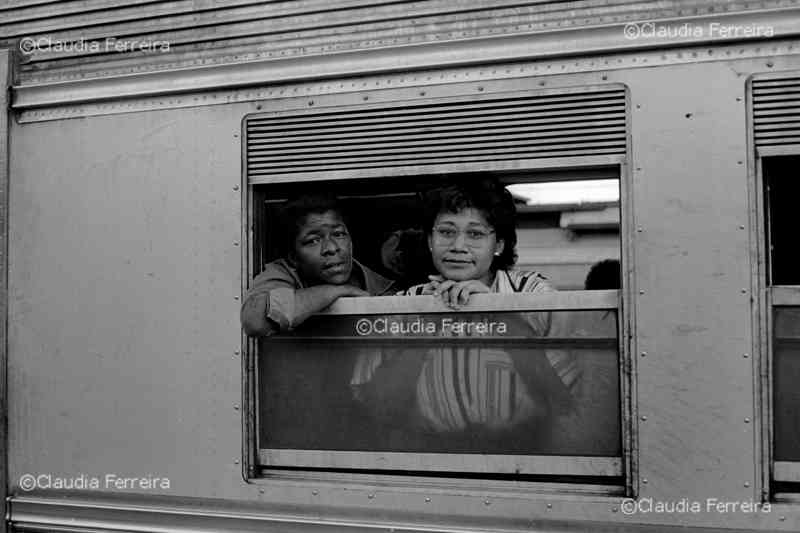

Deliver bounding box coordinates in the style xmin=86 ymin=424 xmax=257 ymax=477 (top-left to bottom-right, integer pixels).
xmin=246 ymin=172 xmax=624 ymax=482
xmin=242 ymin=83 xmax=629 ymax=486
xmin=763 ymin=155 xmax=800 ymax=491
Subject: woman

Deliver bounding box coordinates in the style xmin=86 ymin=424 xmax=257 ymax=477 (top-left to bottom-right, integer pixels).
xmin=352 ymin=179 xmax=579 ymax=441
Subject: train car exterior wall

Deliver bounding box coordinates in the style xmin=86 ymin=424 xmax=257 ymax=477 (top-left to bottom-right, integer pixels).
xmin=2 ymin=1 xmax=800 ymax=532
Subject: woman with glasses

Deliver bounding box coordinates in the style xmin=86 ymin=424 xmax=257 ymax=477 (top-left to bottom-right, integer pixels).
xmin=352 ymin=178 xmax=579 ymax=444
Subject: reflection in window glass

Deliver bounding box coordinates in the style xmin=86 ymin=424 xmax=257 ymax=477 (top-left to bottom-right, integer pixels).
xmin=259 ymin=309 xmax=620 ymax=461
xmin=774 ymin=307 xmax=800 ymax=461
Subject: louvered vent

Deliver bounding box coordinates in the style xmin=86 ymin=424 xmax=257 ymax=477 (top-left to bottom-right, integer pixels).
xmin=245 ymin=88 xmax=627 ymax=182
xmin=753 ymin=77 xmax=800 ymax=147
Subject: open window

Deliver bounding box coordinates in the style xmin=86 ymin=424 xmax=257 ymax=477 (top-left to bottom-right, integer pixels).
xmin=242 ymin=84 xmax=628 ymax=487
xmin=763 ymin=154 xmax=800 ymax=493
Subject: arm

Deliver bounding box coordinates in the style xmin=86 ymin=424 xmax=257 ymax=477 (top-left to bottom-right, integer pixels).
xmin=240 ymin=266 xmax=367 ymax=337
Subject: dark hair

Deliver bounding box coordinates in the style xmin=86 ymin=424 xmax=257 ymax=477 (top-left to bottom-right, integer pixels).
xmin=279 ymin=194 xmax=347 ymax=253
xmin=422 ymin=178 xmax=517 ymax=271
xmin=584 ymin=259 xmax=621 ymax=290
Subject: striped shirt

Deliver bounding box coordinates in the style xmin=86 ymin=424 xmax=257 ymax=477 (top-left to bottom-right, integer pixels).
xmin=351 ymin=270 xmax=581 ymax=433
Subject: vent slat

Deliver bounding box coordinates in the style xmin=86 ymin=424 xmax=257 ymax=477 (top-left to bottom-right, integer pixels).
xmin=247 ymin=149 xmax=626 ymax=176
xmin=248 ymin=133 xmax=627 ymax=160
xmin=246 ymin=89 xmax=627 ymax=180
xmin=247 ymin=140 xmax=627 ymax=169
xmin=248 ymin=125 xmax=626 ymax=151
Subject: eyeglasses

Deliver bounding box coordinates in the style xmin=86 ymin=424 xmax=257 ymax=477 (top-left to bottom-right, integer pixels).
xmin=432 ymin=225 xmax=495 ymax=247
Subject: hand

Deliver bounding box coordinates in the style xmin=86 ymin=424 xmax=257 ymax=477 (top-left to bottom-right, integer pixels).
xmin=336 ymin=285 xmax=370 ymax=298
xmin=428 ymin=275 xmax=491 ymax=309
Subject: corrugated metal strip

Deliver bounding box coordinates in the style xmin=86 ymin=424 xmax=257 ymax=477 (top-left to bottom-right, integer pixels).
xmin=753 ymin=77 xmax=800 ymax=147
xmin=245 ymin=88 xmax=626 ymax=180
xmin=3 ymin=0 xmax=791 ymax=85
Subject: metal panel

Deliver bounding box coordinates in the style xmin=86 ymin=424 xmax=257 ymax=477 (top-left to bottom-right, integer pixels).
xmin=245 ymin=88 xmax=626 ymax=181
xmin=8 ymin=52 xmax=800 ymax=533
xmin=629 ymin=60 xmax=757 ymax=520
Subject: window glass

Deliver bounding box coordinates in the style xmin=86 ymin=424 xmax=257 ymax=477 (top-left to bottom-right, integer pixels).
xmin=774 ymin=307 xmax=800 ymax=461
xmin=250 ymin=174 xmax=622 ymax=474
xmin=259 ymin=309 xmax=620 ymax=462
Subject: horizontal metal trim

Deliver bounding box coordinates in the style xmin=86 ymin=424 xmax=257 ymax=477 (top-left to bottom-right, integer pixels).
xmin=259 ymin=450 xmax=623 ymax=476
xmin=317 ymin=290 xmax=619 ymax=316
xmin=248 ymin=155 xmax=624 ymax=184
xmin=774 ymin=461 xmax=800 ymax=482
xmin=770 ymin=285 xmax=800 ymax=305
xmin=13 ymin=8 xmax=800 ymax=110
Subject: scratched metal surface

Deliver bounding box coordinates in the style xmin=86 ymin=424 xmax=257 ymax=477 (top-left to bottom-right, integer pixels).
xmin=4 ymin=51 xmax=800 ymax=532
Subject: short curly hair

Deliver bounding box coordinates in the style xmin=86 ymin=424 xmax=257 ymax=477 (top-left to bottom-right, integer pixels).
xmin=422 ymin=177 xmax=518 ymax=271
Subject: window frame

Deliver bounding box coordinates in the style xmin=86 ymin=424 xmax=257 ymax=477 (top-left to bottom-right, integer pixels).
xmin=756 ymin=145 xmax=800 ymax=491
xmin=242 ymin=157 xmax=633 ymax=492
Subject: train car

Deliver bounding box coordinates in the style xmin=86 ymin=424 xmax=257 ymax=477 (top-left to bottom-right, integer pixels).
xmin=0 ymin=1 xmax=799 ymax=531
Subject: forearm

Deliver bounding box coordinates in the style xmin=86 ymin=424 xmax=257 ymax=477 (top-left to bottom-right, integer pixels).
xmin=240 ymin=284 xmax=355 ymax=337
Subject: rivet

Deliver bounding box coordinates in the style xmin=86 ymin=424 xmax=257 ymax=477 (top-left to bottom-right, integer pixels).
xmin=744 ymin=482 xmax=750 ymax=487
xmin=741 ymin=288 xmax=747 ymax=294
xmin=612 ymin=507 xmax=618 ymax=513
xmin=736 ymin=97 xmax=742 ymax=102
xmin=639 ymin=290 xmax=645 ymax=295
xmin=234 ymin=404 xmax=240 ymax=410
xmin=744 ymin=417 xmax=750 ymax=423
xmin=484 ymin=499 xmax=491 ymax=506
xmin=368 ymin=493 xmax=374 ymax=499
xmin=308 ymin=100 xmax=314 ymax=106
xmin=642 ymin=478 xmax=648 ymax=484
xmin=780 ymin=516 xmax=786 ymax=521
xmin=259 ymin=488 xmax=264 ymax=494
xmin=739 ymin=224 xmax=745 ymax=230
xmin=234 ymin=349 xmax=240 ymax=355
xmin=312 ymin=490 xmax=319 ymax=495
xmin=602 ymin=75 xmax=608 ymax=80
xmin=546 ymin=503 xmax=552 ymax=509
xmin=425 ymin=497 xmax=431 ymax=503
xmin=233 ymin=185 xmax=240 ymax=191
xmin=256 ymin=105 xmax=262 ymax=110
xmin=766 ymin=61 xmax=774 ymax=68
xmin=737 ymin=161 xmax=743 ymax=165
xmin=636 ymin=167 xmax=642 ymax=171
xmin=743 ymin=353 xmax=749 ymax=358
xmin=637 ymin=227 xmax=643 ymax=232
xmin=363 ymin=96 xmax=369 ymax=101
xmin=539 ymin=81 xmax=546 ymax=86
xmin=477 ymin=86 xmax=484 ymax=91
xmin=234 ymin=459 xmax=240 ymax=465
xmin=641 ymin=415 xmax=647 ymax=421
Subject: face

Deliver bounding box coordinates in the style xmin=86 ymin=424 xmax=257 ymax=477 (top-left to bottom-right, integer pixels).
xmin=428 ymin=208 xmax=504 ymax=285
xmin=290 ymin=210 xmax=353 ymax=285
